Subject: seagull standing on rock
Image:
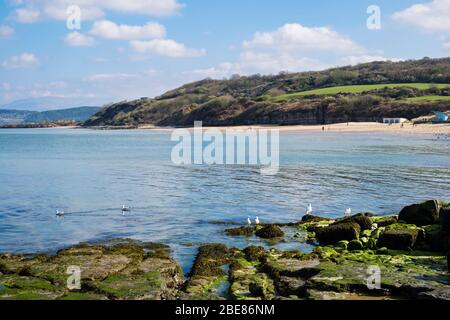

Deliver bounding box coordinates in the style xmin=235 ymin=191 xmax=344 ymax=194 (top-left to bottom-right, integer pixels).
xmin=306 ymin=204 xmax=313 ymax=215
xmin=247 ymin=217 xmax=252 ymax=225
xmin=345 ymin=208 xmax=352 ymax=216
xmin=255 ymin=217 xmax=260 ymax=225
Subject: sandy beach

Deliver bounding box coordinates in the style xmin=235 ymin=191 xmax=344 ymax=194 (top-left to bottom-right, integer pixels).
xmin=138 ymin=122 xmax=450 ymax=135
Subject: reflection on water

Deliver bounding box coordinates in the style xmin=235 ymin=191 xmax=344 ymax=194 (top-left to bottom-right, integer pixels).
xmin=0 ymin=128 xmax=449 ymax=273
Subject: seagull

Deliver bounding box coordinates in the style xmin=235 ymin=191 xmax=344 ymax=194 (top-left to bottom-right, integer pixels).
xmin=122 ymin=205 xmax=131 ymax=212
xmin=255 ymin=217 xmax=260 ymax=225
xmin=306 ymin=204 xmax=313 ymax=215
xmin=247 ymin=217 xmax=252 ymax=225
xmin=345 ymin=208 xmax=352 ymax=216
xmin=56 ymin=210 xmax=65 ymax=217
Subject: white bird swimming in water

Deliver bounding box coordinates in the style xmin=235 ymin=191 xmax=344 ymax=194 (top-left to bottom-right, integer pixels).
xmin=56 ymin=210 xmax=65 ymax=217
xmin=255 ymin=217 xmax=260 ymax=225
xmin=122 ymin=205 xmax=131 ymax=212
xmin=306 ymin=204 xmax=313 ymax=215
xmin=345 ymin=208 xmax=352 ymax=216
xmin=247 ymin=217 xmax=252 ymax=225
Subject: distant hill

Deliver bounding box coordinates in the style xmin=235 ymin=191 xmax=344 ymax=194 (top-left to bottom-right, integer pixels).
xmin=1 ymin=97 xmax=103 ymax=112
xmin=0 ymin=107 xmax=100 ymax=125
xmin=84 ymin=57 xmax=450 ymax=127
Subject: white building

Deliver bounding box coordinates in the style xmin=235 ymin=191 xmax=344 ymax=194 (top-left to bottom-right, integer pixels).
xmin=383 ymin=118 xmax=409 ymax=124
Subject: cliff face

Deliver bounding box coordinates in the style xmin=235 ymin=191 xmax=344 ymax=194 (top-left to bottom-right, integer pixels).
xmin=84 ymin=58 xmax=450 ymax=127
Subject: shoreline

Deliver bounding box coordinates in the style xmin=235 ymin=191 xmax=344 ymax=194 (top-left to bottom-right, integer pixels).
xmin=2 ymin=122 xmax=450 ymax=135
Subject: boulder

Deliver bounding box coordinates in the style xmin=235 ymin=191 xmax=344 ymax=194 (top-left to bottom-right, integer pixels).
xmin=315 ymin=223 xmax=361 ymax=245
xmin=255 ymin=225 xmax=284 ymax=239
xmin=301 ymin=215 xmax=331 ymax=223
xmin=348 ymin=240 xmax=364 ymax=251
xmin=372 ymin=216 xmax=398 ymax=227
xmin=378 ymin=229 xmax=419 ymax=250
xmin=399 ymin=200 xmax=443 ymax=226
xmin=440 ymin=206 xmax=450 ymax=233
xmin=333 ymin=213 xmax=373 ymax=231
xmin=224 ymin=226 xmax=255 ymax=236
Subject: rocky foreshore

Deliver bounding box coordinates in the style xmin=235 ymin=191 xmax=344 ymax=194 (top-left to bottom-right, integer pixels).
xmin=1 ymin=200 xmax=450 ymax=300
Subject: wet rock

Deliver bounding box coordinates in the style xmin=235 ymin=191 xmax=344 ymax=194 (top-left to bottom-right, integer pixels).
xmin=255 ymin=225 xmax=284 ymax=239
xmin=423 ymin=225 xmax=449 ymax=252
xmin=418 ymin=288 xmax=450 ymax=300
xmin=185 ymin=244 xmax=231 ymax=297
xmin=399 ymin=200 xmax=444 ymax=226
xmin=348 ymin=240 xmax=364 ymax=251
xmin=243 ymin=246 xmax=265 ymax=262
xmin=440 ymin=206 xmax=450 ymax=233
xmin=333 ymin=214 xmax=373 ymax=231
xmin=378 ymin=229 xmax=418 ymax=250
xmin=315 ymin=223 xmax=361 ymax=245
xmin=0 ymin=239 xmax=184 ymax=300
xmin=447 ymin=251 xmax=450 ymax=273
xmin=229 ymin=259 xmax=274 ymax=300
xmin=275 ymin=276 xmax=305 ymax=297
xmin=372 ymin=216 xmax=398 ymax=227
xmin=262 ymin=250 xmax=320 ymax=278
xmin=225 ymin=226 xmax=255 ymax=237
xmin=301 ymin=215 xmax=331 ymax=223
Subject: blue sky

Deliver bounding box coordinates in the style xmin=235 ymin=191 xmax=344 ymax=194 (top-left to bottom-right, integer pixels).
xmin=1 ymin=0 xmax=450 ymax=109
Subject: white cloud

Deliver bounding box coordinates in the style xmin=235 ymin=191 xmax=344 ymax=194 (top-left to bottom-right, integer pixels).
xmin=14 ymin=8 xmax=40 ymax=23
xmin=444 ymin=42 xmax=450 ymax=49
xmin=243 ymin=23 xmax=364 ymax=53
xmin=83 ymin=73 xmax=138 ymax=81
xmin=64 ymin=31 xmax=95 ymax=47
xmin=0 ymin=25 xmax=15 ymax=39
xmin=130 ymin=39 xmax=206 ymax=58
xmin=2 ymin=53 xmax=40 ymax=69
xmin=12 ymin=0 xmax=183 ymax=23
xmin=393 ymin=0 xmax=450 ymax=32
xmin=90 ymin=20 xmax=166 ymax=40
xmin=339 ymin=55 xmax=400 ymax=66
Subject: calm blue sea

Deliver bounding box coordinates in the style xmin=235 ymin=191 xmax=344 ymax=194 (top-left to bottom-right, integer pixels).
xmin=0 ymin=128 xmax=449 ymax=272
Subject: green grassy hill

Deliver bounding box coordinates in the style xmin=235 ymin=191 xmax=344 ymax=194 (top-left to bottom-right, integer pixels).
xmin=85 ymin=57 xmax=450 ymax=127
xmin=273 ymin=83 xmax=450 ymax=101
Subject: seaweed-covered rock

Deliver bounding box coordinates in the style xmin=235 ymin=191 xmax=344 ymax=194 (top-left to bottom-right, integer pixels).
xmin=372 ymin=216 xmax=398 ymax=227
xmin=255 ymin=225 xmax=284 ymax=239
xmin=315 ymin=223 xmax=361 ymax=245
xmin=333 ymin=214 xmax=373 ymax=231
xmin=243 ymin=246 xmax=265 ymax=262
xmin=347 ymin=240 xmax=364 ymax=251
xmin=378 ymin=229 xmax=418 ymax=250
xmin=440 ymin=206 xmax=450 ymax=233
xmin=224 ymin=226 xmax=255 ymax=237
xmin=399 ymin=200 xmax=444 ymax=226
xmin=418 ymin=288 xmax=450 ymax=300
xmin=275 ymin=276 xmax=305 ymax=297
xmin=0 ymin=239 xmax=184 ymax=300
xmin=301 ymin=215 xmax=331 ymax=223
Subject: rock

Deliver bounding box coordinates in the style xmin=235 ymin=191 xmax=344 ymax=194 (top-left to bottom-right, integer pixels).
xmin=315 ymin=223 xmax=361 ymax=245
xmin=440 ymin=206 xmax=450 ymax=233
xmin=333 ymin=213 xmax=373 ymax=231
xmin=399 ymin=200 xmax=444 ymax=226
xmin=348 ymin=240 xmax=364 ymax=251
xmin=418 ymin=288 xmax=450 ymax=300
xmin=423 ymin=225 xmax=449 ymax=252
xmin=224 ymin=226 xmax=255 ymax=236
xmin=243 ymin=246 xmax=265 ymax=262
xmin=301 ymin=215 xmax=331 ymax=223
xmin=378 ymin=229 xmax=418 ymax=250
xmin=255 ymin=225 xmax=284 ymax=239
xmin=0 ymin=239 xmax=184 ymax=300
xmin=275 ymin=276 xmax=305 ymax=297
xmin=372 ymin=216 xmax=398 ymax=227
